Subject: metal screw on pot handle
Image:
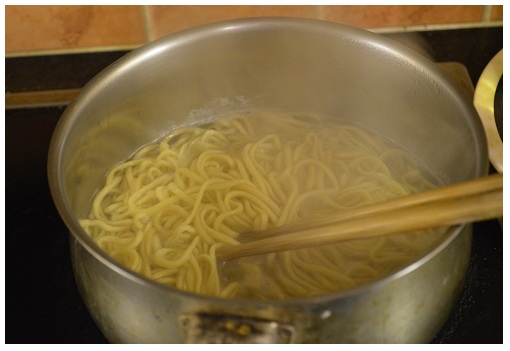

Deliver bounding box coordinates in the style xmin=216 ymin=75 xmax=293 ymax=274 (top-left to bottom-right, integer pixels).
xmin=179 ymin=312 xmax=295 ymax=343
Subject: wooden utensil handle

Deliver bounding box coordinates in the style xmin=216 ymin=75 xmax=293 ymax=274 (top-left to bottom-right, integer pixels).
xmin=216 ymin=174 xmax=502 ymax=261
xmin=238 ymin=173 xmax=502 ymax=243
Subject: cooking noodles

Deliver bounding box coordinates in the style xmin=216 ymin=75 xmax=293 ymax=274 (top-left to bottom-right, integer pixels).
xmin=80 ymin=111 xmax=447 ymax=300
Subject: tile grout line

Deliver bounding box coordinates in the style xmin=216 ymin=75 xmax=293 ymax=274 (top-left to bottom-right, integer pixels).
xmin=142 ymin=5 xmax=154 ymax=43
xmin=369 ymin=20 xmax=502 ymax=34
xmin=482 ymin=5 xmax=492 ymax=23
xmin=317 ymin=5 xmax=324 ymax=20
xmin=5 ymin=45 xmax=142 ymax=58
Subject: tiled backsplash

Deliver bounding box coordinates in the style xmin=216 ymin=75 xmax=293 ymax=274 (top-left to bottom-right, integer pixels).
xmin=5 ymin=5 xmax=503 ymax=56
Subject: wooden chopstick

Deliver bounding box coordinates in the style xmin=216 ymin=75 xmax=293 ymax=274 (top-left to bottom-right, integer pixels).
xmin=237 ymin=173 xmax=503 ymax=243
xmin=216 ymin=174 xmax=502 ymax=261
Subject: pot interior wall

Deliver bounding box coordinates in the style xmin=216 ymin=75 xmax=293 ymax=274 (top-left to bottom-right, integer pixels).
xmin=55 ymin=19 xmax=486 ymax=217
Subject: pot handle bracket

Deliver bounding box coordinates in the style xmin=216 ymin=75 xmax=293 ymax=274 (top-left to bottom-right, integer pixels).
xmin=179 ymin=312 xmax=295 ymax=343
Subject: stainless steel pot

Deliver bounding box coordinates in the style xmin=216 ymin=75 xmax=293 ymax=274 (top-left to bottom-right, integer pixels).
xmin=48 ymin=17 xmax=488 ymax=343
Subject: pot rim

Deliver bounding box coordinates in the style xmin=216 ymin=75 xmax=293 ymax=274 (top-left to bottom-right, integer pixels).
xmin=48 ymin=16 xmax=487 ymax=308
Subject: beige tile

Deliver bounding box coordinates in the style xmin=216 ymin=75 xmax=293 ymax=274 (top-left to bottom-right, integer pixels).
xmin=490 ymin=5 xmax=503 ymax=21
xmin=322 ymin=5 xmax=484 ymax=29
xmin=5 ymin=5 xmax=146 ymax=53
xmin=148 ymin=5 xmax=318 ymax=40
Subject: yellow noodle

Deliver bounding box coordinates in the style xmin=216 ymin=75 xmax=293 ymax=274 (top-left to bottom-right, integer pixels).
xmin=80 ymin=111 xmax=447 ymax=299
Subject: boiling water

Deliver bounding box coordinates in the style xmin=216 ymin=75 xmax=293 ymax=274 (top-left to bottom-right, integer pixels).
xmin=80 ymin=110 xmax=448 ymax=300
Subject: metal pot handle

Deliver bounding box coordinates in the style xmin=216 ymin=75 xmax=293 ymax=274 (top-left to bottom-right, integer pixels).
xmin=179 ymin=312 xmax=295 ymax=343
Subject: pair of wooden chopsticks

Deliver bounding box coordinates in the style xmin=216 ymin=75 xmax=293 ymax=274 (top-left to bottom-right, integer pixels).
xmin=215 ymin=173 xmax=502 ymax=261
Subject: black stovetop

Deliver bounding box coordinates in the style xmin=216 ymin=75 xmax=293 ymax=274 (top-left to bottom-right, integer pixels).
xmin=5 ymin=26 xmax=503 ymax=343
